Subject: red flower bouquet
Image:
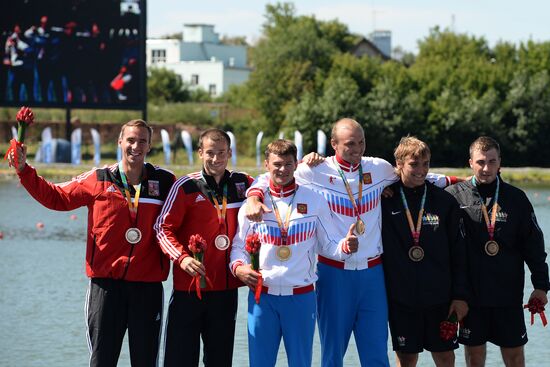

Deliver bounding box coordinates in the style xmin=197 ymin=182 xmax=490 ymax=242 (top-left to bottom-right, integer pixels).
xmin=4 ymin=106 xmax=34 ymax=169
xmin=188 ymin=234 xmax=211 ymax=299
xmin=524 ymin=298 xmax=547 ymax=327
xmin=439 ymin=313 xmax=458 ymax=341
xmin=245 ymin=233 xmax=263 ymax=304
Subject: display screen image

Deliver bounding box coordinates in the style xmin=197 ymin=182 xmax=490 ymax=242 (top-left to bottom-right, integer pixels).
xmin=0 ymin=0 xmax=146 ymax=109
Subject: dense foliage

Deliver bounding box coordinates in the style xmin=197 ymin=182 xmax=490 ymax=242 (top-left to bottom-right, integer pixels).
xmin=238 ymin=3 xmax=550 ymax=166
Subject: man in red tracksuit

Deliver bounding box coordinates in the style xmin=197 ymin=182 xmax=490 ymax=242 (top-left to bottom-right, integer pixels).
xmin=9 ymin=119 xmax=175 ymax=367
xmin=155 ymin=128 xmax=254 ymax=367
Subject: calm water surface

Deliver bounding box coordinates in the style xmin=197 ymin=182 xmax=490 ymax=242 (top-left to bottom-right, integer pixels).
xmin=1 ymin=180 xmax=549 ymax=366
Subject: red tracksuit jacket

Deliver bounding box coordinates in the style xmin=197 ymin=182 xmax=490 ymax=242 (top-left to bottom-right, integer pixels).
xmin=18 ymin=163 xmax=175 ymax=282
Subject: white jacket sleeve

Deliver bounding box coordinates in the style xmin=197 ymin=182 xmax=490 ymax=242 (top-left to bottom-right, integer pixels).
xmin=229 ymin=203 xmax=253 ymax=275
xmin=246 ymin=173 xmax=269 ymax=199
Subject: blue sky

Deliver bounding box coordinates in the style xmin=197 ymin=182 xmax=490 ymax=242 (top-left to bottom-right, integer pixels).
xmin=147 ymin=0 xmax=550 ymax=53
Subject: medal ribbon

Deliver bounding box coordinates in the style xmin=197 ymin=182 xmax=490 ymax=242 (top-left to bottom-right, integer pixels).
xmin=334 ymin=157 xmax=363 ymax=224
xmin=473 ymin=176 xmax=500 ymax=241
xmin=118 ymin=161 xmax=142 ymax=224
xmin=399 ymin=184 xmax=427 ymax=246
xmin=202 ymin=174 xmax=228 ymax=234
xmin=267 ymin=188 xmax=296 ymax=246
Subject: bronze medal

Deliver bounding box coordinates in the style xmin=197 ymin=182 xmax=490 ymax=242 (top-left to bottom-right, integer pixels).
xmin=355 ymin=219 xmax=365 ymax=235
xmin=484 ymin=240 xmax=499 ymax=256
xmin=125 ymin=228 xmax=142 ymax=244
xmin=408 ymin=246 xmax=424 ymax=262
xmin=214 ymin=234 xmax=230 ymax=250
xmin=276 ymin=245 xmax=291 ymax=261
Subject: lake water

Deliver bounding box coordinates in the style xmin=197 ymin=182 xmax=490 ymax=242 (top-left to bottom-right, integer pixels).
xmin=0 ymin=180 xmax=549 ymax=366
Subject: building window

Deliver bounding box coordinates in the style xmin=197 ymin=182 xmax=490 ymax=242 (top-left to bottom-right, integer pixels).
xmin=208 ymin=84 xmax=217 ymax=96
xmin=151 ymin=49 xmax=166 ymax=63
xmin=191 ymin=74 xmax=199 ymax=86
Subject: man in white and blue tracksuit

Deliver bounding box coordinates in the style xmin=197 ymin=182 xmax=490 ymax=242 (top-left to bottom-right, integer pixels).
xmin=230 ymin=139 xmax=358 ymax=367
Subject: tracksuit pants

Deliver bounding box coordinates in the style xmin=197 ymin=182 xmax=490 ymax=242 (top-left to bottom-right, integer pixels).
xmin=247 ymin=290 xmax=316 ymax=367
xmin=163 ymin=289 xmax=238 ymax=367
xmin=316 ymin=263 xmax=389 ymax=367
xmin=86 ymin=278 xmax=163 ymax=367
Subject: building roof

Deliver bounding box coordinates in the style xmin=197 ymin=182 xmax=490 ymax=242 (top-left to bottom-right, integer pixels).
xmin=350 ymin=37 xmax=390 ymax=61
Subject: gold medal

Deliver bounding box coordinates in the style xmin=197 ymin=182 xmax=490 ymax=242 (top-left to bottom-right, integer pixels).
xmin=355 ymin=219 xmax=365 ymax=235
xmin=484 ymin=240 xmax=499 ymax=256
xmin=276 ymin=246 xmax=291 ymax=261
xmin=214 ymin=234 xmax=230 ymax=250
xmin=408 ymin=246 xmax=424 ymax=262
xmin=125 ymin=228 xmax=142 ymax=244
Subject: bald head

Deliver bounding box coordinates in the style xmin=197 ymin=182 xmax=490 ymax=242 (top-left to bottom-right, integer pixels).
xmin=330 ymin=118 xmax=365 ymax=165
xmin=331 ymin=118 xmax=364 ymax=142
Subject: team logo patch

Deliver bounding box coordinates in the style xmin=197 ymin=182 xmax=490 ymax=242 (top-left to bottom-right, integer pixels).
xmin=329 ymin=176 xmax=336 ymax=185
xmin=195 ymin=194 xmax=206 ymax=203
xmin=148 ymin=180 xmax=160 ymax=196
xmin=362 ymin=172 xmax=372 ymax=184
xmin=106 ymin=185 xmax=117 ymax=193
xmin=397 ymin=336 xmax=406 ymax=347
xmin=235 ymin=182 xmax=246 ymax=198
xmin=297 ymin=203 xmax=308 ymax=214
xmin=422 ymin=213 xmax=439 ymax=230
xmin=495 ymin=211 xmax=508 ymax=223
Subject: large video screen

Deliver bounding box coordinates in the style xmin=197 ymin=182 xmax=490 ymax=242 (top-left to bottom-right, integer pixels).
xmin=0 ymin=0 xmax=146 ymax=109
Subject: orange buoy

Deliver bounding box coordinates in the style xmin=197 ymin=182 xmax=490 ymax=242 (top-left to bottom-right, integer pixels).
xmin=70 ymin=214 xmax=78 ymax=220
xmin=36 ymin=222 xmax=45 ymax=230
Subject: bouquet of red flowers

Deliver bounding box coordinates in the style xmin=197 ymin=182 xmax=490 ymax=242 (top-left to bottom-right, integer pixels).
xmin=245 ymin=233 xmax=263 ymax=304
xmin=524 ymin=298 xmax=547 ymax=327
xmin=439 ymin=313 xmax=458 ymax=341
xmin=4 ymin=106 xmax=34 ymax=170
xmin=188 ymin=234 xmax=209 ymax=299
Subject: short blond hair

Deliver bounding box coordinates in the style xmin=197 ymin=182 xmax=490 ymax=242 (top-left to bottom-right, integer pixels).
xmin=394 ymin=136 xmax=431 ymax=167
xmin=265 ymin=139 xmax=297 ymax=161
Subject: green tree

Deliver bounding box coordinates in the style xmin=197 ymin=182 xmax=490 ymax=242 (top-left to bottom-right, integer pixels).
xmin=147 ymin=67 xmax=189 ymax=103
xmin=247 ymin=2 xmax=351 ymax=135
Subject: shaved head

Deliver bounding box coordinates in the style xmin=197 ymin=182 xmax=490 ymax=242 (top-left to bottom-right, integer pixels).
xmin=330 ymin=118 xmax=366 ymax=165
xmin=331 ymin=118 xmax=364 ymax=142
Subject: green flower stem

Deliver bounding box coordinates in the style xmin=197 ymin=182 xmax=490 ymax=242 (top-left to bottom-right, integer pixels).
xmin=17 ymin=122 xmax=27 ymax=143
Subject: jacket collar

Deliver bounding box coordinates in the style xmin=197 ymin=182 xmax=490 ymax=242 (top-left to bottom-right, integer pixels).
xmin=268 ymin=179 xmax=297 ymax=198
xmin=335 ymin=154 xmax=360 ymax=172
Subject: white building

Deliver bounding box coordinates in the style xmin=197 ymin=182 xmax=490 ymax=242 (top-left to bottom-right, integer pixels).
xmin=146 ymin=24 xmax=250 ymax=97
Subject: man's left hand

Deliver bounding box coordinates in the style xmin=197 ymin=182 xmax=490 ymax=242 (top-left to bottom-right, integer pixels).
xmin=529 ymin=289 xmax=548 ymax=306
xmin=343 ymin=223 xmax=359 ymax=253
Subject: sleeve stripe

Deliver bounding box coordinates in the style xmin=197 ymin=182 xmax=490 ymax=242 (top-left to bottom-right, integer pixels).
xmin=154 ymin=175 xmax=192 ymax=260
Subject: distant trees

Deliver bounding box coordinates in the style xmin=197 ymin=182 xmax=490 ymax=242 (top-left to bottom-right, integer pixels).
xmin=147 ymin=67 xmax=213 ymax=104
xmin=236 ymin=3 xmax=550 ymax=166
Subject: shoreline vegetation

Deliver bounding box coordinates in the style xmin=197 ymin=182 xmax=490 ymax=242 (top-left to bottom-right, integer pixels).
xmin=1 ymin=163 xmax=550 ymax=187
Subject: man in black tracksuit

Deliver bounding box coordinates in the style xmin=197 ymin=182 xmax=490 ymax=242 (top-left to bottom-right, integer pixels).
xmin=382 ymin=136 xmax=469 ymax=367
xmin=446 ymin=136 xmax=549 ymax=367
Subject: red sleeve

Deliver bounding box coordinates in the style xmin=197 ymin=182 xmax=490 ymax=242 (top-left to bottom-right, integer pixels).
xmin=154 ymin=178 xmax=190 ymax=262
xmin=18 ymin=164 xmax=94 ymax=211
xmin=446 ymin=176 xmax=458 ymax=185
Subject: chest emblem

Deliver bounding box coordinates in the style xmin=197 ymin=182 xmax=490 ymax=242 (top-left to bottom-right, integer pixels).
xmin=148 ymin=180 xmax=160 ymax=196
xmin=235 ymin=182 xmax=246 ymax=198
xmin=297 ymin=203 xmax=308 ymax=214
xmin=329 ymin=176 xmax=336 ymax=185
xmin=363 ymin=172 xmax=372 ymax=184
xmin=422 ymin=213 xmax=439 ymax=230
